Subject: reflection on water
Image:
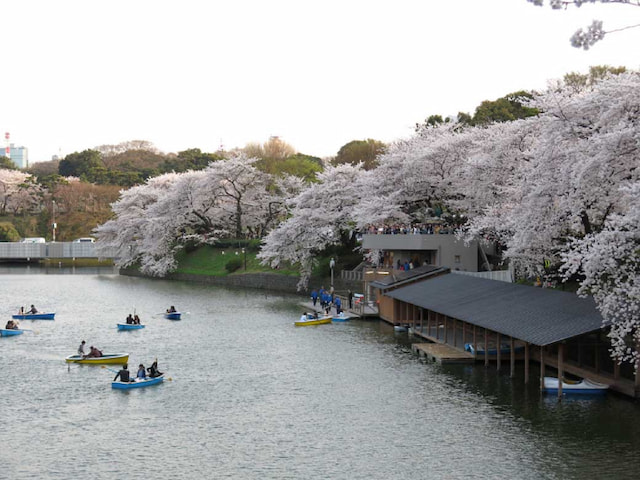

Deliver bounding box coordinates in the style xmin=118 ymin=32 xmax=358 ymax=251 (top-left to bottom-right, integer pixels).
xmin=0 ymin=263 xmax=118 ymax=275
xmin=1 ymin=272 xmax=640 ymax=480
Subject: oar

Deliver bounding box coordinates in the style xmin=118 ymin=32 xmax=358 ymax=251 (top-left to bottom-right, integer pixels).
xmin=20 ymin=328 xmax=39 ymax=334
xmin=100 ymin=365 xmax=119 ymax=374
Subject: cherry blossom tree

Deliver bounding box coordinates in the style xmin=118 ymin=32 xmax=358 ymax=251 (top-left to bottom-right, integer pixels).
xmin=561 ymin=182 xmax=640 ymax=364
xmin=0 ymin=170 xmax=42 ymax=215
xmin=258 ymin=164 xmax=364 ymax=289
xmin=527 ymin=0 xmax=640 ymax=49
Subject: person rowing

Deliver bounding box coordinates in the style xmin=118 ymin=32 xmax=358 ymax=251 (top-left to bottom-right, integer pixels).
xmin=28 ymin=305 xmax=38 ymax=314
xmin=113 ymin=364 xmax=133 ymax=383
xmin=78 ymin=340 xmax=86 ymax=356
xmin=166 ymin=306 xmax=177 ymax=313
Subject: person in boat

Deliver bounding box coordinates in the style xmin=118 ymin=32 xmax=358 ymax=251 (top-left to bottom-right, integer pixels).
xmin=5 ymin=319 xmax=18 ymax=330
xmin=126 ymin=314 xmax=134 ymax=324
xmin=86 ymin=346 xmax=103 ymax=358
xmin=28 ymin=305 xmax=38 ymax=314
xmin=133 ymin=314 xmax=141 ymax=325
xmin=18 ymin=306 xmax=24 ymax=315
xmin=147 ymin=359 xmax=163 ymax=378
xmin=300 ymin=312 xmax=308 ymax=322
xmin=113 ymin=364 xmax=133 ymax=383
xmin=78 ymin=340 xmax=86 ymax=356
xmin=137 ymin=364 xmax=146 ymax=379
xmin=167 ymin=306 xmax=177 ymax=313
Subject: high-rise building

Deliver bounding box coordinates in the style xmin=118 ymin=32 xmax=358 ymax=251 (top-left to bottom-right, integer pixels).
xmin=7 ymin=144 xmax=29 ymax=169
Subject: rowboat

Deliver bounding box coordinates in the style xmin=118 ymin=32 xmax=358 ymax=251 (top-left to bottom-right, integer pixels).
xmin=295 ymin=315 xmax=332 ymax=326
xmin=112 ymin=375 xmax=164 ymax=390
xmin=117 ymin=323 xmax=145 ymax=331
xmin=65 ymin=353 xmax=129 ymax=365
xmin=331 ymin=313 xmax=351 ymax=322
xmin=164 ymin=312 xmax=181 ymax=320
xmin=543 ymin=376 xmax=609 ymax=395
xmin=0 ymin=328 xmax=24 ymax=337
xmin=12 ymin=312 xmax=55 ymax=320
xmin=464 ymin=343 xmax=525 ymax=355
xmin=394 ymin=325 xmax=408 ymax=332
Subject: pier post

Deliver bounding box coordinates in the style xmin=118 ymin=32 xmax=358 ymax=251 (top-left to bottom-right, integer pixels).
xmin=496 ymin=333 xmax=501 ymax=371
xmin=540 ymin=346 xmax=545 ymax=393
xmin=484 ymin=329 xmax=489 ymax=367
xmin=524 ymin=343 xmax=530 ymax=384
xmin=558 ymin=343 xmax=564 ymax=399
xmin=510 ymin=337 xmax=515 ymax=378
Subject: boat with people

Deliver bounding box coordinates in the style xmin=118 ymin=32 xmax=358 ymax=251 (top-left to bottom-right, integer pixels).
xmin=543 ymin=376 xmax=609 ymax=395
xmin=464 ymin=343 xmax=525 ymax=355
xmin=0 ymin=328 xmax=24 ymax=337
xmin=295 ymin=313 xmax=332 ymax=326
xmin=12 ymin=312 xmax=55 ymax=320
xmin=117 ymin=323 xmax=146 ymax=331
xmin=112 ymin=374 xmax=165 ymax=390
xmin=65 ymin=353 xmax=129 ymax=365
xmin=164 ymin=312 xmax=181 ymax=320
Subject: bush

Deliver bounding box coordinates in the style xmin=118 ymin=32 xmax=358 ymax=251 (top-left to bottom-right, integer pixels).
xmin=225 ymin=257 xmax=243 ymax=273
xmin=0 ymin=222 xmax=21 ymax=242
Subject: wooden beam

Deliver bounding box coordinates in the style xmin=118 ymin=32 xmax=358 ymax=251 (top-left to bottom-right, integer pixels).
xmin=558 ymin=343 xmax=564 ymax=399
xmin=484 ymin=328 xmax=489 ymax=367
xmin=510 ymin=337 xmax=515 ymax=378
xmin=524 ymin=343 xmax=530 ymax=384
xmin=540 ymin=346 xmax=545 ymax=392
xmin=472 ymin=325 xmax=477 ymax=358
xmin=444 ymin=315 xmax=448 ymax=344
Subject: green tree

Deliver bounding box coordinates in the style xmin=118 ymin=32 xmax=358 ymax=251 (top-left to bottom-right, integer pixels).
xmin=59 ymin=150 xmax=103 ymax=178
xmin=0 ymin=157 xmax=17 ymax=170
xmin=563 ymin=65 xmax=627 ymax=92
xmin=257 ymin=153 xmax=322 ymax=182
xmin=332 ymin=139 xmax=386 ymax=171
xmin=472 ymin=91 xmax=539 ymax=125
xmin=0 ymin=221 xmax=21 ymax=241
xmin=161 ymin=148 xmax=223 ymax=173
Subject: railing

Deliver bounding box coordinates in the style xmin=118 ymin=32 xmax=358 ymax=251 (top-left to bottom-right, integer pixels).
xmin=0 ymin=242 xmax=118 ymax=260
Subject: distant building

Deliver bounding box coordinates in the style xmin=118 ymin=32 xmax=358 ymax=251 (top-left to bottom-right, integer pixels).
xmin=6 ymin=144 xmax=29 ymax=169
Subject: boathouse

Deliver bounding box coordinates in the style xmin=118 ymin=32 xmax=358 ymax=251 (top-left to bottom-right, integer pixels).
xmin=371 ymin=271 xmax=640 ymax=398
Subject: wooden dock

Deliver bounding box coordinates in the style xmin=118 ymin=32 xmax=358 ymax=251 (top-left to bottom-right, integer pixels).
xmin=412 ymin=343 xmax=475 ymax=364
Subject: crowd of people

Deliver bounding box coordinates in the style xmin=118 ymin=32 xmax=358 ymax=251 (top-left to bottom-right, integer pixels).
xmin=363 ymin=223 xmax=462 ymax=235
xmin=309 ymin=286 xmax=353 ymax=316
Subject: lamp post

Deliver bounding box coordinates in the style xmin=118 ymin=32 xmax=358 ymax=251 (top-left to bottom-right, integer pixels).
xmin=329 ymin=257 xmax=335 ymax=289
xmin=52 ymin=200 xmax=56 ymax=242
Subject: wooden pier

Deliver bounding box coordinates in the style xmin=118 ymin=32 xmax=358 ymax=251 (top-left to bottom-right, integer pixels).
xmin=412 ymin=343 xmax=475 ymax=365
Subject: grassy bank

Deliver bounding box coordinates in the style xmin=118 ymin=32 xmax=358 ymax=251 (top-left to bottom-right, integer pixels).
xmin=41 ymin=258 xmax=115 ymax=267
xmin=173 ymin=245 xmax=299 ymax=276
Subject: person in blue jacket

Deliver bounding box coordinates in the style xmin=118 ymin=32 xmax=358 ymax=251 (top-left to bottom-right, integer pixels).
xmin=311 ymin=289 xmax=318 ymax=306
xmin=334 ymin=297 xmax=342 ymax=315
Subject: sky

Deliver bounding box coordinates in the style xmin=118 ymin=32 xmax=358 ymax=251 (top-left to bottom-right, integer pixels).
xmin=2 ymin=0 xmax=640 ymax=163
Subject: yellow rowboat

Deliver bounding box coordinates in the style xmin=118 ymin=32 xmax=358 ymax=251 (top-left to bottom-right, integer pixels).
xmin=294 ymin=316 xmax=332 ymax=326
xmin=65 ymin=353 xmax=129 ymax=365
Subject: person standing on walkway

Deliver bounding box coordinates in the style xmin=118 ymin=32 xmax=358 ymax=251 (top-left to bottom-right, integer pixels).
xmin=348 ymin=290 xmax=353 ymax=309
xmin=311 ymin=289 xmax=318 ymax=307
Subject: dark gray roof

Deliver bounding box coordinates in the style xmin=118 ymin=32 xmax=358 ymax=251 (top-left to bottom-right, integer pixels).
xmin=369 ymin=265 xmax=448 ymax=290
xmin=384 ymin=273 xmax=604 ymax=346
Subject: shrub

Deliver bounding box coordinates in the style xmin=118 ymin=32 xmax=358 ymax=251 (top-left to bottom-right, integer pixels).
xmin=225 ymin=257 xmax=243 ymax=273
xmin=0 ymin=222 xmax=21 ymax=242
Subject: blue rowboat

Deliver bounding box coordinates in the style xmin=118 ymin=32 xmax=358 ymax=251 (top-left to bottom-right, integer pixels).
xmin=331 ymin=313 xmax=351 ymax=322
xmin=117 ymin=323 xmax=145 ymax=331
xmin=112 ymin=375 xmax=164 ymax=390
xmin=0 ymin=328 xmax=24 ymax=337
xmin=164 ymin=312 xmax=181 ymax=320
xmin=12 ymin=312 xmax=55 ymax=320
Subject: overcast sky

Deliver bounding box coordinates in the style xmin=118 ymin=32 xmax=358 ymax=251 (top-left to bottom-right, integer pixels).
xmin=2 ymin=0 xmax=639 ymax=162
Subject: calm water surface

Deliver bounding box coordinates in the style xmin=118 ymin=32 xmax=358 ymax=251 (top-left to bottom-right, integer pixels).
xmin=1 ymin=271 xmax=639 ymax=479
